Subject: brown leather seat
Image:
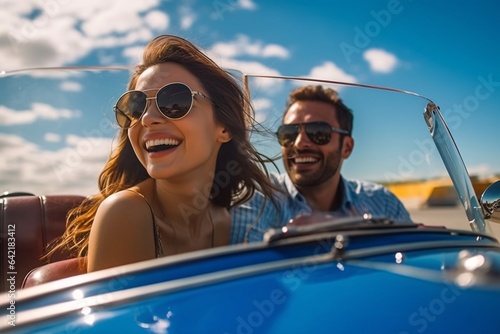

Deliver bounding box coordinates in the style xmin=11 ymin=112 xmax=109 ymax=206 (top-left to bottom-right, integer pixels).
xmin=21 ymin=257 xmax=87 ymax=288
xmin=0 ymin=194 xmax=85 ymax=292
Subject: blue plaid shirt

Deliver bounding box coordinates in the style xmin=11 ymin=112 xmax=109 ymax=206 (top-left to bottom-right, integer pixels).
xmin=230 ymin=173 xmax=412 ymax=244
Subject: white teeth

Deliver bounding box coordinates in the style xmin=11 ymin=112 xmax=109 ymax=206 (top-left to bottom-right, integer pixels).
xmin=294 ymin=157 xmax=318 ymax=164
xmin=145 ymin=138 xmax=180 ymax=149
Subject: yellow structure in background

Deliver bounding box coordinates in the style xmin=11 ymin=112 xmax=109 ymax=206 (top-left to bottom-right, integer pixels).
xmin=387 ymin=176 xmax=497 ymax=209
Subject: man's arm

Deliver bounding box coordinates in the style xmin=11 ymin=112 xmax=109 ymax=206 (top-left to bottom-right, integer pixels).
xmin=230 ymin=192 xmax=273 ymax=244
xmin=345 ymin=178 xmax=413 ymax=223
xmin=383 ymin=188 xmax=413 ymax=222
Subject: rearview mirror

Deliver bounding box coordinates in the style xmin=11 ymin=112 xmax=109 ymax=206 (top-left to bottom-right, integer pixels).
xmin=481 ymin=180 xmax=500 ymax=224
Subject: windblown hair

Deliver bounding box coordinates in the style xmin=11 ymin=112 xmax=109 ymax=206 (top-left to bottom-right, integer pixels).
xmin=46 ymin=35 xmax=278 ymax=259
xmin=284 ymin=85 xmax=354 ymax=134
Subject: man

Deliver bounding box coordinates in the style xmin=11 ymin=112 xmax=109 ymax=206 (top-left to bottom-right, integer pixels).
xmin=230 ymin=85 xmax=411 ymax=244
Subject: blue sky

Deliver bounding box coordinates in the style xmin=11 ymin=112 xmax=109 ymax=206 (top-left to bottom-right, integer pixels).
xmin=1 ymin=0 xmax=499 ymax=196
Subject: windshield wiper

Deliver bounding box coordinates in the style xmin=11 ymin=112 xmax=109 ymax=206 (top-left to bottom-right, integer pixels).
xmin=263 ymin=216 xmax=417 ymax=243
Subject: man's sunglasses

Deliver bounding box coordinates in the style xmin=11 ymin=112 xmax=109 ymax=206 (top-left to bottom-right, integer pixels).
xmin=276 ymin=121 xmax=350 ymax=146
xmin=113 ymin=82 xmax=211 ymax=129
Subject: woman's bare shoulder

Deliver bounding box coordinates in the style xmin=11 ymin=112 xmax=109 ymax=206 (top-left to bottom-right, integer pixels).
xmin=88 ymin=188 xmax=156 ymax=271
xmin=93 ymin=189 xmax=154 ymax=233
xmin=109 ymin=188 xmax=150 ymax=202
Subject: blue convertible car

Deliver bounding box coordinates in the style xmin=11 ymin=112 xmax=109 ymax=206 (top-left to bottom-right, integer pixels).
xmin=1 ymin=68 xmax=500 ymax=333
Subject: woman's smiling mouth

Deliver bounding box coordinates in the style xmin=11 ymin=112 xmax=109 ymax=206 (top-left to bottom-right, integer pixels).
xmin=145 ymin=138 xmax=180 ymax=152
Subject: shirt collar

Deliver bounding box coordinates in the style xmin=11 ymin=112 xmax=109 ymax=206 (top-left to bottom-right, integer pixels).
xmin=283 ymin=173 xmax=301 ymax=198
xmin=283 ymin=173 xmax=353 ymax=210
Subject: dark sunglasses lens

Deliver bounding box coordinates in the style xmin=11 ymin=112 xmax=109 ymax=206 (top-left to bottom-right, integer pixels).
xmin=115 ymin=91 xmax=147 ymax=128
xmin=157 ymin=83 xmax=193 ymax=119
xmin=276 ymin=125 xmax=298 ymax=146
xmin=306 ymin=122 xmax=331 ymax=145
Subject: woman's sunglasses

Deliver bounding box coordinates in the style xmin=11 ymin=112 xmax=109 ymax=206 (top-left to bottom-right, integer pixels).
xmin=276 ymin=121 xmax=350 ymax=146
xmin=113 ymin=82 xmax=211 ymax=128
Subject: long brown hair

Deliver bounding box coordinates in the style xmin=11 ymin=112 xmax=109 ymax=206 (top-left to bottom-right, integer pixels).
xmin=46 ymin=35 xmax=278 ymax=259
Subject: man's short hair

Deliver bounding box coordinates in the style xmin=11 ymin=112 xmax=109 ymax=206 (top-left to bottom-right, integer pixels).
xmin=284 ymin=85 xmax=353 ymax=135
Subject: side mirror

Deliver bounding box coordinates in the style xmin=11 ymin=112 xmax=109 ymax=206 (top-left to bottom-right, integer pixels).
xmin=481 ymin=180 xmax=500 ymax=224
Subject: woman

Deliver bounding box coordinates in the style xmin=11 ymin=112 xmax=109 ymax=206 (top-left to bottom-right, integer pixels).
xmin=46 ymin=35 xmax=278 ymax=272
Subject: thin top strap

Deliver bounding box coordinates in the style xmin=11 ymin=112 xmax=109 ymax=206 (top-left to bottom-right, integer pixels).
xmin=124 ymin=189 xmax=164 ymax=257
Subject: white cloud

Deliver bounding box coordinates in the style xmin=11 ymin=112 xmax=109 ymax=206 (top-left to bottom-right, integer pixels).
xmin=0 ymin=2 xmax=277 ymax=75
xmin=211 ymin=57 xmax=281 ymax=76
xmin=363 ymin=48 xmax=398 ymax=73
xmin=181 ymin=15 xmax=196 ymax=30
xmin=0 ymin=103 xmax=81 ymax=126
xmin=306 ymin=62 xmax=357 ymax=90
xmin=122 ymin=45 xmax=146 ymax=65
xmin=209 ymin=35 xmax=289 ymax=59
xmin=210 ymin=0 xmax=257 ymax=20
xmin=44 ymin=133 xmax=62 ymax=143
xmin=81 ymin=9 xmax=142 ymax=37
xmin=251 ymin=98 xmax=273 ymax=123
xmin=206 ymin=55 xmax=285 ymax=95
xmin=468 ymin=164 xmax=493 ymax=177
xmin=238 ymin=0 xmax=258 ymax=10
xmin=261 ymin=44 xmax=289 ymax=58
xmin=144 ymin=10 xmax=170 ymax=31
xmin=0 ymin=133 xmax=112 ymax=196
xmin=0 ymin=0 xmax=165 ymax=71
xmin=179 ymin=5 xmax=196 ymax=30
xmin=60 ymin=81 xmax=82 ymax=92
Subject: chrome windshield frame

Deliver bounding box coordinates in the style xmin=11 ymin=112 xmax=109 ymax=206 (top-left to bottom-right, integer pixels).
xmin=424 ymin=102 xmax=489 ymax=234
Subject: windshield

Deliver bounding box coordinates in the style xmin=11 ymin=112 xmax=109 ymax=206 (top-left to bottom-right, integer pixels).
xmin=243 ymin=74 xmax=497 ymax=237
xmin=0 ymin=67 xmax=497 ymax=238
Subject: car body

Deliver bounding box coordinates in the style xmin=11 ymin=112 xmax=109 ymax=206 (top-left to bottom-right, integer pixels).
xmin=1 ymin=68 xmax=500 ymax=333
